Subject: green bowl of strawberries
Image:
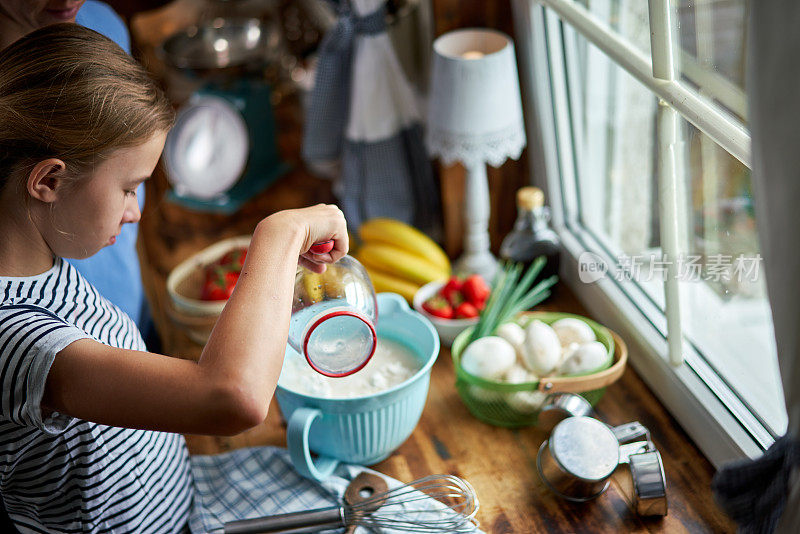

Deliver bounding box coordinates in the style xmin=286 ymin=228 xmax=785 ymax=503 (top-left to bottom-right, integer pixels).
xmin=412 ymin=274 xmax=491 ymax=346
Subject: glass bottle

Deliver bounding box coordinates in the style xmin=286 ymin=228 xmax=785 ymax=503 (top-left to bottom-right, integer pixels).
xmin=500 ymin=187 xmax=561 ymax=292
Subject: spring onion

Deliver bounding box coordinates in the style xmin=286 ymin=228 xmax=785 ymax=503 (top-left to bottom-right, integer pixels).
xmin=468 ymin=257 xmax=558 ymax=344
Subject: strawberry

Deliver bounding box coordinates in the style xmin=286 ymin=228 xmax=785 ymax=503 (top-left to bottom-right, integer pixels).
xmin=201 ymin=266 xmax=240 ymax=301
xmin=439 ymin=276 xmax=463 ymax=304
xmin=440 ymin=287 xmax=465 ymax=307
xmin=219 ymin=247 xmax=248 ymax=272
xmin=422 ymin=295 xmax=454 ymax=319
xmin=462 ymin=274 xmax=490 ymax=307
xmin=454 ymin=301 xmax=479 ymax=319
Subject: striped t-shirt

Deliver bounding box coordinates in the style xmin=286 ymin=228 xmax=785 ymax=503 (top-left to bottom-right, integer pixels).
xmin=0 ymin=258 xmax=193 ymax=533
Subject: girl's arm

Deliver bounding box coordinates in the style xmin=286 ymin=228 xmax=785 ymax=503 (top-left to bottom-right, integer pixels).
xmin=42 ymin=205 xmax=348 ymax=435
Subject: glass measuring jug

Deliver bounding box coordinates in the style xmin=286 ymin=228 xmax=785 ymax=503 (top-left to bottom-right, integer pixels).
xmin=290 ymin=242 xmax=378 ymax=377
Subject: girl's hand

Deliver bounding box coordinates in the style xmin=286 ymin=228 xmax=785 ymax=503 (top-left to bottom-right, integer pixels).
xmin=265 ymin=204 xmax=348 ymax=272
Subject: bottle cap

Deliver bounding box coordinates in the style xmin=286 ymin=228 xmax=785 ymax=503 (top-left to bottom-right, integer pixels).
xmin=517 ymin=187 xmax=545 ymax=210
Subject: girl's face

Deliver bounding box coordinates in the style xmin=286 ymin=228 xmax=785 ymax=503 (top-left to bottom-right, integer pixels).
xmin=45 ymin=132 xmax=167 ymax=260
xmin=0 ymin=1 xmax=86 ymax=27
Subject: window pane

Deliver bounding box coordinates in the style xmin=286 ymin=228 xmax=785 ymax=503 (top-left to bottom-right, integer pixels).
xmin=677 ymin=0 xmax=748 ymax=121
xmin=677 ymin=0 xmax=747 ymax=88
xmin=576 ymin=0 xmax=652 ymax=56
xmin=565 ymin=25 xmax=657 ymax=256
xmin=564 ymin=29 xmax=787 ymax=435
xmin=680 ymin=123 xmax=784 ymax=436
xmin=576 ymin=0 xmax=748 ymax=120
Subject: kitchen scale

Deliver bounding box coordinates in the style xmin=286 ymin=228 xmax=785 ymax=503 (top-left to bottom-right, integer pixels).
xmin=160 ymin=17 xmax=289 ymax=214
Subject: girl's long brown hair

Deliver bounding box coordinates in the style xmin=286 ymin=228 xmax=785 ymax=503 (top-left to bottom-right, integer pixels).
xmin=0 ymin=23 xmax=174 ymax=192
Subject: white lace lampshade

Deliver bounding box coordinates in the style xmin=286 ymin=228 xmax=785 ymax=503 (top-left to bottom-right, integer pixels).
xmin=427 ymin=28 xmax=527 ymax=282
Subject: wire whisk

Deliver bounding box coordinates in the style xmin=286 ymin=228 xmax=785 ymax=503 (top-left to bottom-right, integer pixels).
xmin=223 ymin=473 xmax=480 ymax=533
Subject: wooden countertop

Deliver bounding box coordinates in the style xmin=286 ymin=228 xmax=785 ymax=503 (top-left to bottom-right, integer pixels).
xmin=148 ymin=292 xmax=733 ymax=532
xmin=140 ymin=170 xmax=733 ymax=533
xmin=135 ymin=86 xmax=734 ymax=534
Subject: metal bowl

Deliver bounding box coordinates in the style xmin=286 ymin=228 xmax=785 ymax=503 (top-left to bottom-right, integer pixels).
xmin=160 ymin=17 xmax=281 ymax=75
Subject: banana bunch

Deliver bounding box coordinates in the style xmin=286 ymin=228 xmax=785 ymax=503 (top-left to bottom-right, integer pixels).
xmin=355 ymin=218 xmax=451 ymax=303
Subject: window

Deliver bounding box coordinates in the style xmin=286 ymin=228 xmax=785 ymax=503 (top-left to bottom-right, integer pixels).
xmin=512 ymin=0 xmax=785 ymax=467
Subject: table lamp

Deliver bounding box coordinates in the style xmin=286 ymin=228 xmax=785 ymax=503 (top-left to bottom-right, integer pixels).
xmin=427 ymin=28 xmax=527 ymax=282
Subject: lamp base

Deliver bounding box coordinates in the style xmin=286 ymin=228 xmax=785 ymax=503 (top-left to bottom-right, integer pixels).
xmin=454 ymin=251 xmax=499 ymax=284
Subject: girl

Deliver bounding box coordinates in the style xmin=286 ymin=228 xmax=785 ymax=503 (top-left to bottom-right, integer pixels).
xmin=1 ymin=0 xmax=160 ymax=343
xmin=0 ymin=24 xmax=347 ymax=533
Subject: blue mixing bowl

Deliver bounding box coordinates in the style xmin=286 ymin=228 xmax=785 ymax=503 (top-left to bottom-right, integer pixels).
xmin=275 ymin=293 xmax=440 ymax=480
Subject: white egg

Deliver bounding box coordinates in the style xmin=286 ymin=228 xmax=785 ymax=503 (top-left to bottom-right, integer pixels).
xmin=503 ymin=364 xmax=538 ymax=384
xmin=552 ymin=318 xmax=596 ymax=347
xmin=461 ymin=336 xmax=517 ymax=380
xmin=521 ymin=320 xmax=562 ymax=375
xmin=505 ymin=390 xmax=548 ymax=414
xmin=496 ymin=322 xmax=526 ymax=354
xmin=560 ymin=342 xmax=580 ymax=366
xmin=558 ymin=341 xmax=610 ymax=375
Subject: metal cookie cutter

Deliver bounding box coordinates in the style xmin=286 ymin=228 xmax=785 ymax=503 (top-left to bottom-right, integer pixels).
xmin=619 ymin=440 xmax=668 ymax=516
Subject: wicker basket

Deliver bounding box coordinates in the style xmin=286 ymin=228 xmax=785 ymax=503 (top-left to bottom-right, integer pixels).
xmin=451 ymin=311 xmax=628 ymax=428
xmin=165 ymin=235 xmax=251 ymax=344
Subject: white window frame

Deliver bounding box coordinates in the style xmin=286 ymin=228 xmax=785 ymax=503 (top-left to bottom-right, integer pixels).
xmin=512 ymin=0 xmax=774 ymax=467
